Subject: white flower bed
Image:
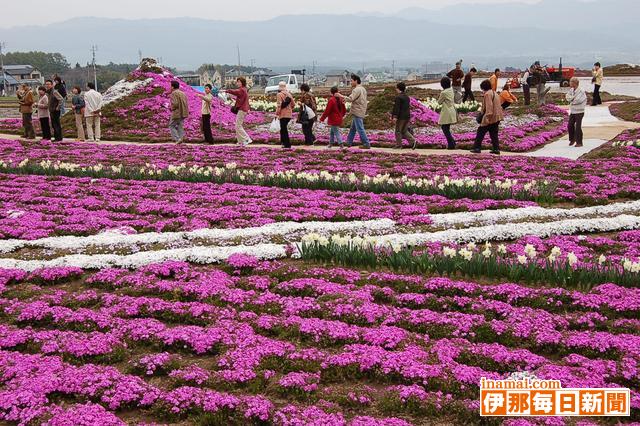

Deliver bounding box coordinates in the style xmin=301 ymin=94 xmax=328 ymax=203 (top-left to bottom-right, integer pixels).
xmin=4 ymin=207 xmax=640 ymax=271
xmin=0 ymin=244 xmax=287 ymax=272
xmin=102 ymin=78 xmax=153 ymax=105
xmin=428 ymin=200 xmax=640 ymax=228
xmin=0 ymin=219 xmax=395 ymax=254
xmin=368 ymin=214 xmax=640 ymax=248
xmin=4 ymin=201 xmax=640 ymax=258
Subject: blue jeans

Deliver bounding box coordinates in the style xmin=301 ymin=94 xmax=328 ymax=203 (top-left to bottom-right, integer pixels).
xmin=347 ymin=116 xmax=369 ymax=147
xmin=329 ymin=125 xmax=343 ymax=145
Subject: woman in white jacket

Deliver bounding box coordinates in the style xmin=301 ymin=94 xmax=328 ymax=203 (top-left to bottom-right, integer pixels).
xmin=565 ymin=77 xmax=587 ymax=147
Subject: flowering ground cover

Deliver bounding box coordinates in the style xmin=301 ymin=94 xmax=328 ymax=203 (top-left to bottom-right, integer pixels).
xmin=582 ymin=128 xmax=640 ymax=160
xmin=0 ymin=62 xmax=569 ymax=151
xmin=0 ymin=259 xmax=638 ymax=425
xmin=609 ymin=100 xmax=640 ymax=123
xmin=2 ymin=137 xmax=640 ymax=204
xmin=0 ymin=61 xmax=638 ymax=424
xmin=0 ymin=173 xmax=538 ymax=240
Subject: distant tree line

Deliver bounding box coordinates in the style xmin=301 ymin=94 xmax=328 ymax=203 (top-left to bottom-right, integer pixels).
xmin=3 ymin=51 xmax=70 ymax=76
xmin=2 ymin=51 xmax=140 ymax=90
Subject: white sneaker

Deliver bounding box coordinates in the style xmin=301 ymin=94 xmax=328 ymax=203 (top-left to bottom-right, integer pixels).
xmin=95 ymin=139 xmax=100 ymax=142
xmin=243 ymin=139 xmax=253 ymax=146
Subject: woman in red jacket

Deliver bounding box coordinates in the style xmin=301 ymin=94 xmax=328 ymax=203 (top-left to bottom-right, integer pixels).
xmin=320 ymin=87 xmax=347 ymax=148
xmin=226 ymin=77 xmax=252 ymax=146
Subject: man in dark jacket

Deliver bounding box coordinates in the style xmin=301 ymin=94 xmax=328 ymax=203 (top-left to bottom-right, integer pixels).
xmin=462 ymin=67 xmax=477 ymax=103
xmin=391 ymin=82 xmax=416 ymax=149
xmin=447 ymin=61 xmax=465 ymax=103
xmin=45 ymin=79 xmax=64 ymax=141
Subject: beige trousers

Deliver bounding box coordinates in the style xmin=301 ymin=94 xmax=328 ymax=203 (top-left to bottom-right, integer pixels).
xmin=86 ymin=115 xmax=101 ymax=140
xmin=235 ymin=110 xmax=250 ymax=143
xmin=74 ymin=113 xmax=86 ymax=140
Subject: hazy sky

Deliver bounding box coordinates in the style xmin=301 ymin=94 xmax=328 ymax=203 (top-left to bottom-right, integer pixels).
xmin=4 ymin=0 xmax=540 ymax=27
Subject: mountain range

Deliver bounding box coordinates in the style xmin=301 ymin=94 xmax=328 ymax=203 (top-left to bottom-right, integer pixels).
xmin=0 ymin=0 xmax=637 ymax=70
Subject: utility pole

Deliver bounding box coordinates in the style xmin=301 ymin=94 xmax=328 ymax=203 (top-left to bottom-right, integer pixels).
xmin=0 ymin=42 xmax=6 ymax=96
xmin=392 ymin=60 xmax=395 ymax=81
xmin=236 ymin=44 xmax=241 ymax=76
xmin=312 ymin=60 xmax=317 ymax=75
xmin=90 ymin=45 xmax=98 ymax=90
xmin=362 ymin=62 xmax=365 ymax=76
xmin=138 ymin=49 xmax=143 ymax=63
xmin=250 ymin=58 xmax=255 ymax=70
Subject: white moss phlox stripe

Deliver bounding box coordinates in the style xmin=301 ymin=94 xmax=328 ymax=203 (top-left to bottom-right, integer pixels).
xmin=428 ymin=200 xmax=640 ymax=228
xmin=0 ymin=219 xmax=396 ymax=254
xmin=0 ymin=244 xmax=287 ymax=272
xmin=102 ymin=78 xmax=153 ymax=105
xmin=375 ymin=214 xmax=640 ymax=247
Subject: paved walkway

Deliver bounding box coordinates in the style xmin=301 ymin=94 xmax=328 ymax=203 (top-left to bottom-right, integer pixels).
xmin=2 ymin=104 xmax=638 ymax=160
xmin=525 ymin=105 xmax=640 ymax=159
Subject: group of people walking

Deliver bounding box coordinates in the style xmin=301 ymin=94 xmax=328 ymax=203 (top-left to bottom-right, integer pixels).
xmin=437 ymin=74 xmax=504 ymax=154
xmin=15 ymin=61 xmax=605 ymax=154
xmin=223 ymin=74 xmax=371 ymax=150
xmin=16 ymin=77 xmax=103 ymax=142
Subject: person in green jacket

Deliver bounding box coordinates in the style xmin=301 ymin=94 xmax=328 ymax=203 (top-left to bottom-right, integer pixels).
xmin=438 ymin=77 xmax=458 ymax=150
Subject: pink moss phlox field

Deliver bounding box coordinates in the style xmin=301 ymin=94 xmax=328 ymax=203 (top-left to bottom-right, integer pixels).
xmin=0 ymin=261 xmax=637 ymax=424
xmin=2 ymin=137 xmax=640 ymax=204
xmin=0 ymin=173 xmax=536 ymax=240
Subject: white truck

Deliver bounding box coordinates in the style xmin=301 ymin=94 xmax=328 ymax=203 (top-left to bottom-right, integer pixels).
xmin=264 ymin=74 xmax=303 ymax=95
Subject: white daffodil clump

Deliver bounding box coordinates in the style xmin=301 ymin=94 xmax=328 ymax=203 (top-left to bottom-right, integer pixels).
xmin=420 ymin=97 xmax=481 ymax=113
xmin=622 ymin=258 xmax=640 ymax=273
xmin=524 ymin=244 xmax=537 ymax=259
xmin=612 ymin=139 xmax=640 ymax=148
xmin=567 ymin=252 xmax=579 ymax=267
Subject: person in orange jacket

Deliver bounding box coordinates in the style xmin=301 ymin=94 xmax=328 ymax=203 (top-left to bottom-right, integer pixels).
xmin=489 ymin=69 xmax=500 ymax=92
xmin=499 ymin=83 xmax=518 ymax=109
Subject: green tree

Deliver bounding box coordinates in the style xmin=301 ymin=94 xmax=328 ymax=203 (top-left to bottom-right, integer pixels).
xmin=3 ymin=51 xmax=71 ymax=77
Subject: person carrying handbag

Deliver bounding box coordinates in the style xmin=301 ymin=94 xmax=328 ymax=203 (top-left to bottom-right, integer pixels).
xmin=276 ymin=81 xmax=295 ymax=149
xmin=591 ymin=62 xmax=604 ymax=106
xmin=298 ymin=83 xmax=317 ymax=145
xmin=471 ymin=79 xmax=503 ymax=155
xmin=226 ymin=77 xmax=252 ymax=146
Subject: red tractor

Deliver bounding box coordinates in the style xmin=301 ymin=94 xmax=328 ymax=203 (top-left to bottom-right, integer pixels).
xmin=545 ymin=58 xmax=575 ymax=87
xmin=508 ymin=58 xmax=576 ymax=89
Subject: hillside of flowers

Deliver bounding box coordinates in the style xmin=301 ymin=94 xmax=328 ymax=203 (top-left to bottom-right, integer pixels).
xmin=0 ymin=62 xmax=569 ymax=151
